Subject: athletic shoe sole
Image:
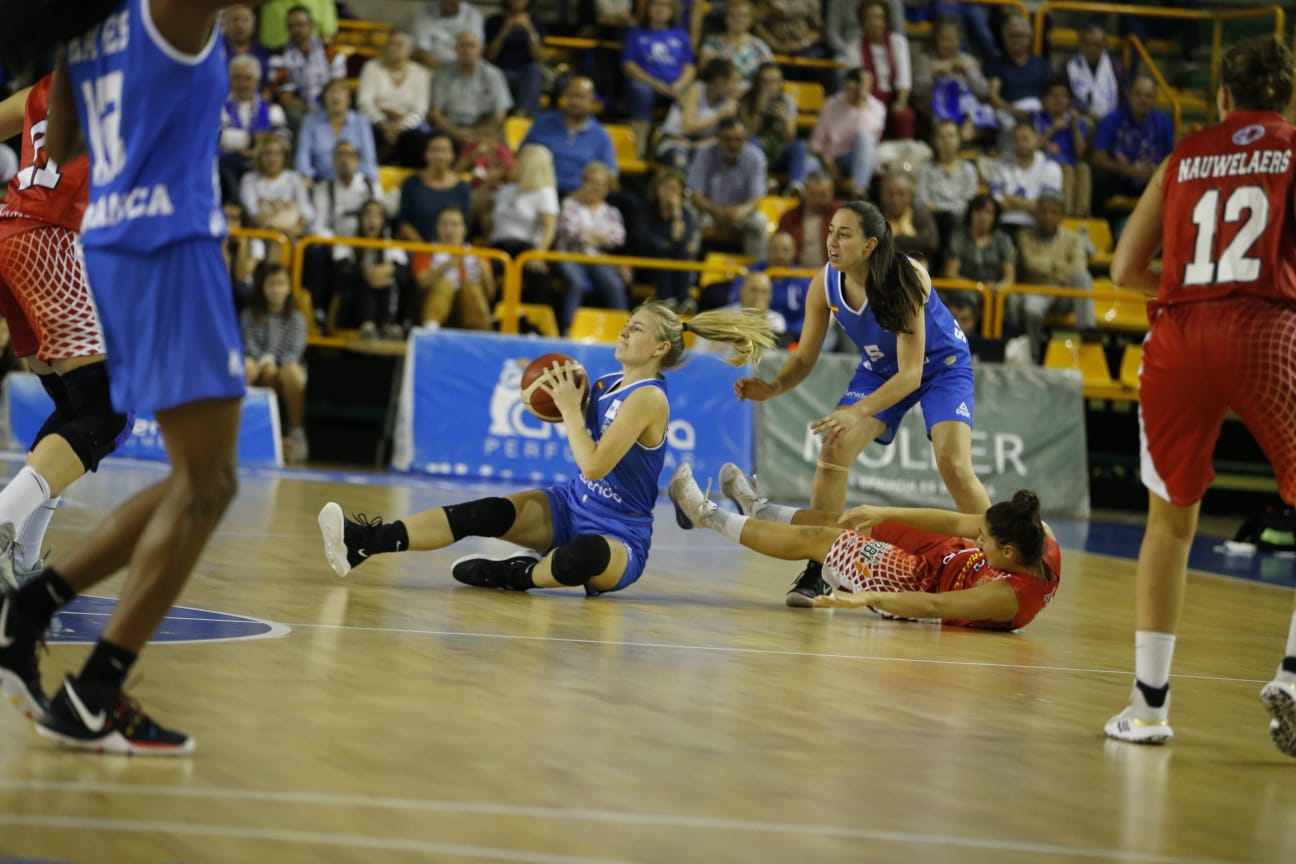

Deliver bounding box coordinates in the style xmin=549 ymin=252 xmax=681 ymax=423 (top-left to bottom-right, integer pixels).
xmin=1104 ymin=712 xmax=1174 ymax=745
xmin=34 ymin=723 xmax=195 ymax=756
xmin=0 ymin=667 xmax=44 ymax=720
xmin=718 ymin=463 xmax=755 ymax=516
xmin=317 ymin=502 xmax=351 ymax=578
xmin=784 ymin=590 xmax=818 ymax=608
xmin=1260 ymin=681 xmax=1296 ymax=757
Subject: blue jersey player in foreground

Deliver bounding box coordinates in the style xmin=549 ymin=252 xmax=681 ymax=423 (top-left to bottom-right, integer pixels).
xmin=731 ymin=201 xmax=992 ymax=606
xmin=319 ymin=302 xmax=773 ymax=595
xmin=0 ymin=0 xmax=250 ymax=755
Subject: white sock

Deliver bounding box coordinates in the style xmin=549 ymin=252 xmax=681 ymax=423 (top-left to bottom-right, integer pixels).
xmin=1134 ymin=630 xmax=1177 ymax=690
xmin=0 ymin=466 xmax=51 ymax=537
xmin=704 ymin=508 xmax=748 ymax=544
xmin=756 ymin=502 xmax=798 ymax=524
xmin=15 ymin=495 xmax=59 ymax=570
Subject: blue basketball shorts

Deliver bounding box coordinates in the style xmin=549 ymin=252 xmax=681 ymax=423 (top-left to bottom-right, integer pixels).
xmin=838 ymin=361 xmax=975 ymax=446
xmin=545 ymin=480 xmax=653 ymax=596
xmin=82 ymin=238 xmax=246 ymax=415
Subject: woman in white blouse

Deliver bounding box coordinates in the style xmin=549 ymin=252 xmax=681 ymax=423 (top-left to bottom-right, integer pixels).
xmin=845 ymin=0 xmax=914 ymax=140
xmin=489 ymin=143 xmax=560 ymax=304
xmin=357 ymin=30 xmax=432 ymax=167
xmin=239 ymin=135 xmax=315 ymax=241
xmin=555 ymin=162 xmax=628 ymax=335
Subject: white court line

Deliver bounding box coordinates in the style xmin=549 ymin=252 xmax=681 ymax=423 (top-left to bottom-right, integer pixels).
xmin=0 ymin=782 xmax=1251 ymax=864
xmin=0 ymin=813 xmax=629 ymax=864
xmin=283 ymin=621 xmax=1272 ymax=685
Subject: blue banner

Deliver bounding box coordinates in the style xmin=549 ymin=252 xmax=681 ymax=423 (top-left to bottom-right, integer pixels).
xmin=393 ymin=330 xmax=752 ymax=488
xmin=3 ymin=373 xmax=283 ymax=467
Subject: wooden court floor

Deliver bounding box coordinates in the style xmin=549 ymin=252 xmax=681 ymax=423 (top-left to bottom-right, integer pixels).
xmin=1 ymin=458 xmax=1294 ymax=864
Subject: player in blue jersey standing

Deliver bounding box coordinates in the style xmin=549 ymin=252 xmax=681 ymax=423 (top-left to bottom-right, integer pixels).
xmin=0 ymin=0 xmax=252 ymax=755
xmin=732 ymin=200 xmax=992 ymax=606
xmin=318 ymin=302 xmax=773 ymax=595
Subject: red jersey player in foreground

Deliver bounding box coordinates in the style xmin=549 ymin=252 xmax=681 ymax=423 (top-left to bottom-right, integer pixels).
xmin=669 ymin=462 xmax=1060 ymax=630
xmin=1107 ymin=36 xmax=1296 ymax=755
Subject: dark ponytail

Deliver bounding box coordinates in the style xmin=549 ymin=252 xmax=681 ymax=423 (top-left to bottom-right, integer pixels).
xmin=840 ymin=200 xmax=926 ymax=334
xmin=0 ymin=0 xmax=120 ymax=70
xmin=1221 ymin=36 xmax=1293 ymax=113
xmin=984 ymin=490 xmax=1045 ymax=567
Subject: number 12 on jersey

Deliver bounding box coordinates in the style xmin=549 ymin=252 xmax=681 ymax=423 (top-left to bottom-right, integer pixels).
xmin=1184 ymin=185 xmax=1268 ymax=286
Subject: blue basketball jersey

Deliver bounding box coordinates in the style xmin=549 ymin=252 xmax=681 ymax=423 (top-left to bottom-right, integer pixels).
xmin=65 ymin=0 xmax=227 ymax=252
xmin=574 ymin=372 xmax=669 ymax=518
xmin=823 ymin=259 xmax=971 ymax=379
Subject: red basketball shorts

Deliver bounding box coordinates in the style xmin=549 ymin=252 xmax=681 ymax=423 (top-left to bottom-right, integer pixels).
xmin=0 ymin=220 xmax=106 ymax=361
xmin=1139 ymin=297 xmax=1296 ymax=506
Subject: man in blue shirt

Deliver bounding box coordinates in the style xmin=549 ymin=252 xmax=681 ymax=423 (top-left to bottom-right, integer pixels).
xmin=1091 ymin=75 xmax=1174 ymax=211
xmin=522 ymin=76 xmax=618 ymax=197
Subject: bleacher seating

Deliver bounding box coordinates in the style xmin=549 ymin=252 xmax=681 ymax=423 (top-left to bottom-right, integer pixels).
xmin=1118 ymin=343 xmax=1143 ymax=390
xmin=569 ymin=308 xmax=631 ymax=343
xmin=504 ymin=116 xmax=532 ymax=152
xmin=496 ymin=302 xmax=560 ymax=338
xmin=605 ymin=124 xmax=648 ymax=174
xmin=1043 ymin=338 xmax=1117 ymax=390
xmin=781 ymin=81 xmax=824 ymax=130
xmin=1063 ymin=217 xmax=1114 ymax=269
xmin=758 ymin=196 xmax=798 ymax=235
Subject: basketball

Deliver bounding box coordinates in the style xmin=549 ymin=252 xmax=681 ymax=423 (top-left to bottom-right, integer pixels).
xmin=520 ymin=353 xmax=589 ymax=422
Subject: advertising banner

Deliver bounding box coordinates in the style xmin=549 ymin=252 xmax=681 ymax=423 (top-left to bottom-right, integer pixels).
xmin=393 ymin=330 xmax=752 ymax=487
xmin=3 ymin=373 xmax=283 ymax=467
xmin=754 ymin=354 xmax=1090 ymax=517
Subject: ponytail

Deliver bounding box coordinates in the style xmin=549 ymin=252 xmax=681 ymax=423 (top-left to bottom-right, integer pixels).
xmin=984 ymin=490 xmax=1045 ymax=567
xmin=1221 ymin=36 xmax=1294 ymax=112
xmin=639 ymin=300 xmax=776 ymax=369
xmin=841 ymin=200 xmax=926 ymax=333
xmin=0 ymin=0 xmax=121 ymax=70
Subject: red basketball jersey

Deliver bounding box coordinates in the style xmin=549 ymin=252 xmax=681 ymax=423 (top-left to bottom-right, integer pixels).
xmin=0 ymin=75 xmax=90 ymax=234
xmin=1159 ymin=110 xmax=1296 ymax=308
xmin=936 ymin=536 xmax=1062 ymax=631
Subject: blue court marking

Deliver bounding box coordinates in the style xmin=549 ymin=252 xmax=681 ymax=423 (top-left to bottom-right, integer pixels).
xmin=46 ymin=596 xmax=290 ymax=645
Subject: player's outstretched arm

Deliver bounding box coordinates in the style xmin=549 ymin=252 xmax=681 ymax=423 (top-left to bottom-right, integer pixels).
xmin=815 ymin=580 xmax=1018 ymax=623
xmin=44 ymin=57 xmax=84 ymax=165
xmin=1111 ymin=159 xmax=1168 ymax=295
xmin=838 ymin=504 xmax=982 ymax=539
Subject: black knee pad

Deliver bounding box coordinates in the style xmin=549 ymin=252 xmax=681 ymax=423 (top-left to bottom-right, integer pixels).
xmin=44 ymin=363 xmax=131 ymax=473
xmin=443 ymin=497 xmax=516 ymax=541
xmin=550 ymin=534 xmax=612 ymax=586
xmin=33 ymin=372 xmax=75 ymax=447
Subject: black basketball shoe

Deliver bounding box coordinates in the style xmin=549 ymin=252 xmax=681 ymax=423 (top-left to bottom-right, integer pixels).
xmin=36 ymin=676 xmax=194 ymax=756
xmin=318 ymin=502 xmax=391 ymax=577
xmin=785 ymin=560 xmax=831 ymax=608
xmin=451 ymin=552 xmax=542 ymax=590
xmin=0 ymin=589 xmax=46 ymax=719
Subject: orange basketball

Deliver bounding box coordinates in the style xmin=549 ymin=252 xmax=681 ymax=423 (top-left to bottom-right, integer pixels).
xmin=520 ymin=353 xmax=590 ymax=423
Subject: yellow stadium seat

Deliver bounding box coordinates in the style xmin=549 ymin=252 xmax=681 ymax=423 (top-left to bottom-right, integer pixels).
xmin=1095 ymin=280 xmax=1152 ymax=332
xmin=505 ymin=116 xmax=532 ymax=152
xmin=699 ymin=252 xmax=747 ymax=288
xmin=378 ymin=165 xmax=414 ymax=191
xmin=758 ymin=196 xmax=798 ymax=235
xmin=1063 ymin=217 xmax=1114 ymax=269
xmin=569 ymin=308 xmax=631 ymax=343
xmin=1118 ymin=343 xmax=1143 ymax=390
xmin=495 ymin=302 xmax=559 ymax=338
xmin=1043 ymin=338 xmax=1114 ymax=389
xmin=605 ymin=124 xmax=649 ymax=174
xmin=782 ymin=81 xmax=825 ymax=130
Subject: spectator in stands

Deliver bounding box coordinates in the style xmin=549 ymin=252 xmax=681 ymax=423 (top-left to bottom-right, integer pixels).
xmin=583 ymin=0 xmax=637 ymax=110
xmin=220 ymin=54 xmax=289 ymax=203
xmin=240 ymin=135 xmax=315 ymax=241
xmin=269 ymin=4 xmax=347 ymax=127
xmin=823 ymin=0 xmax=863 ymax=70
xmin=358 ymin=30 xmax=433 ymax=168
xmin=1067 ymin=25 xmax=1124 ymax=127
xmin=988 ymin=15 xmax=1053 ymax=138
xmin=305 ymin=140 xmax=383 ymax=324
xmin=240 ymin=263 xmax=309 ymax=463
xmin=416 ymin=207 xmax=495 ymax=331
xmin=990 ymin=122 xmax=1063 ymax=230
xmin=732 ymin=231 xmax=809 ymax=344
xmin=414 ymin=0 xmax=486 ymax=69
xmin=397 ymin=133 xmax=474 ymax=244
xmin=739 ymin=62 xmax=806 ymax=193
xmin=555 ymin=162 xmax=629 ymax=335
xmin=880 ymin=172 xmax=940 ymax=264
xmin=916 ymin=118 xmax=979 ymax=244
xmin=641 ymin=167 xmax=701 ymax=311
xmin=845 ymin=0 xmax=914 ymax=141
xmin=942 ymin=192 xmax=1016 ymax=335
xmin=910 ymin=1 xmax=996 ymax=61
xmin=776 ymin=171 xmax=840 ymax=269
xmin=429 ymin=30 xmax=513 ymax=145
xmin=522 ymin=76 xmax=618 ymax=197
xmin=485 ymin=0 xmax=546 ymax=117
xmin=221 ymin=3 xmax=271 ymax=70
xmin=489 ymin=144 xmax=561 ymax=301
xmin=698 ymin=0 xmax=774 ymax=88
xmin=296 ymin=78 xmax=379 ymax=184
xmin=1014 ymin=192 xmax=1096 ymax=362
xmin=622 ymin=0 xmax=697 ymax=160
xmin=223 ymin=201 xmax=265 ymax=312
xmin=1090 ymin=75 xmax=1174 ymax=211
xmin=337 ymin=199 xmax=413 ymax=339
xmin=454 ymin=113 xmax=517 ymax=229
xmin=912 ymin=18 xmax=990 ymax=143
xmin=754 ymin=0 xmax=825 ymax=65
xmin=1033 ymin=80 xmax=1091 ymax=217
xmin=687 ymin=117 xmax=770 ymax=259
xmin=807 ymin=68 xmax=886 ymax=199
xmin=259 ymin=0 xmax=337 ymax=51
xmin=657 ymin=58 xmax=742 ymax=170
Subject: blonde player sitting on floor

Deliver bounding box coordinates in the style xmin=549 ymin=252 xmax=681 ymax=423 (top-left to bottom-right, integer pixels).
xmin=669 ymin=462 xmax=1061 ymax=629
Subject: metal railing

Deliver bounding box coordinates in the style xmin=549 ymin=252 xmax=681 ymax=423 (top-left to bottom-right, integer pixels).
xmin=992 ymin=283 xmax=1150 ymax=338
xmin=229 ymin=227 xmax=293 ymax=267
